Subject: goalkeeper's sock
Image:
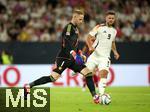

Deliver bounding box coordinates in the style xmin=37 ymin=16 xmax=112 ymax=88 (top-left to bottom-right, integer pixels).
xmin=85 ymin=73 xmax=96 ymax=97
xmin=98 ymin=78 xmax=107 ymax=96
xmin=29 ymin=76 xmax=55 ymax=88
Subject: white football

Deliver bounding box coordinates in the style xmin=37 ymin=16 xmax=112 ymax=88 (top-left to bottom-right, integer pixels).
xmin=100 ymin=94 xmax=111 ymax=105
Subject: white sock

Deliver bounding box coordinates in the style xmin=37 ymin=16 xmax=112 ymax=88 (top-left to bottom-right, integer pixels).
xmin=98 ymin=78 xmax=107 ymax=96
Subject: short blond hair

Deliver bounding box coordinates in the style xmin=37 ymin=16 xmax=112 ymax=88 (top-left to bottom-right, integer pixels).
xmin=73 ymin=7 xmax=84 ymax=15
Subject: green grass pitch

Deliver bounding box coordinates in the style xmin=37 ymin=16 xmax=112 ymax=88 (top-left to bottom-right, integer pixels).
xmin=50 ymin=87 xmax=150 ymax=112
xmin=0 ymin=87 xmax=150 ymax=112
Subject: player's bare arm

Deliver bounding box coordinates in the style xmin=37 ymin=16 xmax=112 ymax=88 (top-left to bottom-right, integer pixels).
xmin=112 ymin=41 xmax=120 ymax=60
xmin=86 ymin=34 xmax=95 ymax=53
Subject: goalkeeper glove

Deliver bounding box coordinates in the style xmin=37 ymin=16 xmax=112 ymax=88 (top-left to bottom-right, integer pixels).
xmin=70 ymin=50 xmax=84 ymax=65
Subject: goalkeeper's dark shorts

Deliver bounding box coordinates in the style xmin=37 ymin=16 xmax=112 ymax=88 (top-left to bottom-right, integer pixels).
xmin=53 ymin=57 xmax=86 ymax=75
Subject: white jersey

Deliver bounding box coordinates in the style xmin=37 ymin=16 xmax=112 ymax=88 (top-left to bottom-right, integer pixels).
xmin=89 ymin=24 xmax=117 ymax=58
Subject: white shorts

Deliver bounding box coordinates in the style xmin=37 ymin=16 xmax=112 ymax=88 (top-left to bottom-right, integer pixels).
xmin=85 ymin=52 xmax=111 ymax=72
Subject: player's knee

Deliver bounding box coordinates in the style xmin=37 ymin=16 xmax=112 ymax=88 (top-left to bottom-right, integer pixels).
xmin=49 ymin=75 xmax=56 ymax=82
xmin=84 ymin=72 xmax=93 ymax=77
xmin=99 ymin=69 xmax=108 ymax=78
xmin=51 ymin=72 xmax=61 ymax=81
xmin=80 ymin=67 xmax=92 ymax=76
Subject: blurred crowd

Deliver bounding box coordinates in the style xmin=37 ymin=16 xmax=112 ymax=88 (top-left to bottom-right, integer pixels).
xmin=0 ymin=0 xmax=150 ymax=42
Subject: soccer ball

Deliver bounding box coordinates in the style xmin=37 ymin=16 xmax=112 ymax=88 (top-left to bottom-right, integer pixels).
xmin=100 ymin=94 xmax=111 ymax=105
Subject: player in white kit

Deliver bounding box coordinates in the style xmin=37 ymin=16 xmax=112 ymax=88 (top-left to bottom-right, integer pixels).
xmin=86 ymin=11 xmax=120 ymax=96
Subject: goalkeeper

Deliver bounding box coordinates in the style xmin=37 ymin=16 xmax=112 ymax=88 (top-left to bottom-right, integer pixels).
xmin=24 ymin=8 xmax=99 ymax=104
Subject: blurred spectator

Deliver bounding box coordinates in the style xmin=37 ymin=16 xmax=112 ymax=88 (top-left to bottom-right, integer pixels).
xmin=0 ymin=0 xmax=149 ymax=42
xmin=122 ymin=21 xmax=134 ymax=41
xmin=133 ymin=15 xmax=144 ymax=29
xmin=116 ymin=27 xmax=123 ymax=42
xmin=0 ymin=1 xmax=6 ymax=13
xmin=0 ymin=50 xmax=13 ymax=64
xmin=40 ymin=28 xmax=51 ymax=42
xmin=0 ymin=23 xmax=10 ymax=42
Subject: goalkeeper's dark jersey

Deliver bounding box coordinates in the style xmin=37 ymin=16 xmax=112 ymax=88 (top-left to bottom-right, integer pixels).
xmin=57 ymin=22 xmax=79 ymax=59
xmin=54 ymin=22 xmax=86 ymax=75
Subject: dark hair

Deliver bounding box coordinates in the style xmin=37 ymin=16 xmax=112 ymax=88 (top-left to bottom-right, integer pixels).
xmin=105 ymin=10 xmax=116 ymax=16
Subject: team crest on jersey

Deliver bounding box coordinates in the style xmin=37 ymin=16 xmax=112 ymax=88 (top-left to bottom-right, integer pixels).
xmin=103 ymin=30 xmax=107 ymax=33
xmin=75 ymin=28 xmax=79 ymax=34
xmin=100 ymin=23 xmax=106 ymax=26
xmin=66 ymin=32 xmax=70 ymax=35
xmin=58 ymin=66 xmax=62 ymax=70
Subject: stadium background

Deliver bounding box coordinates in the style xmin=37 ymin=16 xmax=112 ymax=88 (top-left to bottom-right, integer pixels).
xmin=0 ymin=0 xmax=150 ymax=112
